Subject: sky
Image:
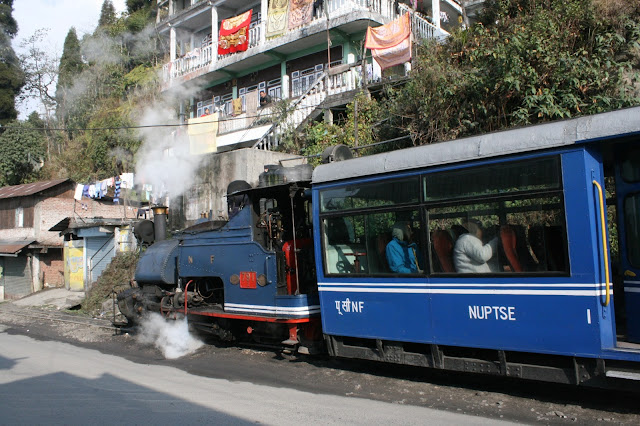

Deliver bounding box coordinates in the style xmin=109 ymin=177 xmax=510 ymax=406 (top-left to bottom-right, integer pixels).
xmin=12 ymin=0 xmax=127 ymax=118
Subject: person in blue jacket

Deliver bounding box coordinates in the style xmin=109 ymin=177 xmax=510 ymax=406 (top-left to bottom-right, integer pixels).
xmin=386 ymin=222 xmax=423 ymax=274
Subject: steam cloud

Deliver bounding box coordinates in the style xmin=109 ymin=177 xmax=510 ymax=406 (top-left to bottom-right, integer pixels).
xmin=59 ymin=21 xmax=211 ymax=202
xmin=134 ymin=91 xmax=205 ymax=201
xmin=137 ymin=313 xmax=203 ymax=359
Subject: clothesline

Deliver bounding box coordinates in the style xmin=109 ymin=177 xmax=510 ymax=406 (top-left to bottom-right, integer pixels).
xmin=73 ymin=173 xmax=148 ymax=204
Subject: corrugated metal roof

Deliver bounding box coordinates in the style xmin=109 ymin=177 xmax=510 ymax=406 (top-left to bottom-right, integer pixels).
xmin=49 ymin=217 xmax=133 ymax=231
xmin=49 ymin=217 xmax=71 ymax=233
xmin=0 ymin=240 xmax=35 ymax=255
xmin=0 ymin=178 xmax=70 ymax=200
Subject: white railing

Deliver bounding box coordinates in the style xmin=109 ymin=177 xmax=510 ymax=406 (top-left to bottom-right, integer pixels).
xmin=318 ymin=0 xmax=395 ymax=19
xmin=254 ymin=63 xmax=362 ymax=151
xmin=217 ymin=104 xmax=273 ymax=135
xmin=163 ymin=43 xmax=214 ymax=81
xmin=397 ymin=4 xmax=449 ymax=41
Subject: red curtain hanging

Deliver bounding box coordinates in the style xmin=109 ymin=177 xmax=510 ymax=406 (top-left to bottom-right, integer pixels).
xmin=218 ymin=10 xmax=253 ymax=55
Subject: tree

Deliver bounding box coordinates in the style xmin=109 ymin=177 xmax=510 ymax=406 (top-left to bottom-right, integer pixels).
xmin=382 ymin=0 xmax=640 ymax=145
xmin=0 ymin=0 xmax=17 ymax=37
xmin=55 ymin=27 xmax=86 ymax=140
xmin=18 ymin=29 xmax=59 ymax=119
xmin=0 ymin=119 xmax=45 ymax=186
xmin=56 ymin=28 xmax=84 ymax=101
xmin=0 ymin=0 xmax=24 ymax=124
xmin=126 ymin=0 xmax=154 ymax=14
xmin=98 ymin=0 xmax=117 ymax=29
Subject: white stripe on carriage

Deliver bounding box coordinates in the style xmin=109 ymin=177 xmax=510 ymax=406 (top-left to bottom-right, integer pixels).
xmin=225 ymin=308 xmax=322 ymax=316
xmin=624 ymin=287 xmax=640 ymax=293
xmin=318 ymin=282 xmax=604 ymax=288
xmin=224 ymin=304 xmax=321 ymax=315
xmin=225 ymin=303 xmax=321 ymax=311
xmin=318 ymin=287 xmax=610 ymax=296
xmin=623 ymin=280 xmax=640 ymax=285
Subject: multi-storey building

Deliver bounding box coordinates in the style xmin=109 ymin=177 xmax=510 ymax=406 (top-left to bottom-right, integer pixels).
xmin=156 ymin=0 xmax=480 ymax=152
xmin=154 ymin=1 xmax=483 ymax=229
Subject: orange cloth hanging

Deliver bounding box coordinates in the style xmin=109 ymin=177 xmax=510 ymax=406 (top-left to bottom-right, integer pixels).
xmin=365 ymin=13 xmax=411 ymax=50
xmin=365 ymin=13 xmax=412 ymax=70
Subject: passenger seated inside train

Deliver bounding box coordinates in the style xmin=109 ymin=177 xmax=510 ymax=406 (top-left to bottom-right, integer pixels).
xmin=386 ymin=222 xmax=423 ymax=274
xmin=453 ymin=219 xmax=499 ymax=273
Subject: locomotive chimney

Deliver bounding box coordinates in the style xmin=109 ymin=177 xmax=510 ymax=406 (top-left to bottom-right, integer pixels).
xmin=152 ymin=206 xmax=168 ymax=241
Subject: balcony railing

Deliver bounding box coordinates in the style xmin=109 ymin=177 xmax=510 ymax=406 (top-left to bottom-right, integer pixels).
xmin=397 ymin=3 xmax=449 ymax=40
xmin=163 ymin=21 xmax=265 ymax=82
xmin=254 ymin=62 xmax=363 ymax=151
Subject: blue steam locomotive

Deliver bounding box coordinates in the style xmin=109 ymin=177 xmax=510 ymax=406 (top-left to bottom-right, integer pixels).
xmin=121 ymin=106 xmax=640 ymax=390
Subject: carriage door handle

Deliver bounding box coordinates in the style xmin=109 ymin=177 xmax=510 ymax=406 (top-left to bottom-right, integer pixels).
xmin=592 ymin=179 xmax=611 ymax=306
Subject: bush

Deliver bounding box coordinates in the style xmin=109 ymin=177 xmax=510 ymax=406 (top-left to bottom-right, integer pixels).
xmin=81 ymin=251 xmax=139 ymax=316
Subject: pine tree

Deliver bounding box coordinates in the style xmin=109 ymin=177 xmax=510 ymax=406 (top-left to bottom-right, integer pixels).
xmin=98 ymin=0 xmax=116 ymax=29
xmin=0 ymin=0 xmax=24 ymax=124
xmin=56 ymin=28 xmax=84 ymax=98
xmin=126 ymin=0 xmax=154 ymax=14
xmin=55 ymin=27 xmax=84 ymax=137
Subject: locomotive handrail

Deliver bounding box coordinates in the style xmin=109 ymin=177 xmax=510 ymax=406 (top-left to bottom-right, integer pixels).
xmin=592 ymin=180 xmax=611 ymax=306
xmin=184 ymin=280 xmax=193 ymax=316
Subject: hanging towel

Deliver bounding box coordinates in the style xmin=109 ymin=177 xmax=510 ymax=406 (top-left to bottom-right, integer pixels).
xmin=120 ymin=173 xmax=134 ymax=189
xmin=232 ymin=98 xmax=243 ymax=116
xmin=246 ymin=90 xmax=259 ymax=116
xmin=82 ymin=184 xmax=90 ymax=198
xmin=74 ymin=184 xmax=83 ymax=201
xmin=114 ymin=179 xmax=121 ymax=204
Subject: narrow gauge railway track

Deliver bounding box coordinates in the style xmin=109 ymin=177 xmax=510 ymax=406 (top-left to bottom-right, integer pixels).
xmin=0 ymin=303 xmax=125 ymax=332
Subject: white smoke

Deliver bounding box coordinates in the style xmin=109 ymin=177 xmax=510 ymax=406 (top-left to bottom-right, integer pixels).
xmin=137 ymin=313 xmax=203 ymax=359
xmin=134 ymin=92 xmax=206 ymax=200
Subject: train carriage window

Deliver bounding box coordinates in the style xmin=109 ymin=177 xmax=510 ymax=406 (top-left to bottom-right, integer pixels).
xmin=624 ymin=193 xmax=640 ymax=267
xmin=323 ymin=209 xmax=425 ymax=275
xmin=424 ymin=157 xmax=560 ymax=202
xmin=428 ymin=195 xmax=568 ymax=274
xmin=320 ymin=177 xmax=419 ymax=212
xmin=621 ymin=148 xmax=640 ymax=183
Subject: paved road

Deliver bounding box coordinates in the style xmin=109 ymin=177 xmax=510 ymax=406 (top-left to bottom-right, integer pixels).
xmin=0 ymin=328 xmax=512 ymax=425
xmin=0 ymin=304 xmax=638 ymax=425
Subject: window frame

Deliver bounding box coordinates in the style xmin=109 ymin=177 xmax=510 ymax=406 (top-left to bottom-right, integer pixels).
xmin=320 ymin=205 xmax=425 ymax=278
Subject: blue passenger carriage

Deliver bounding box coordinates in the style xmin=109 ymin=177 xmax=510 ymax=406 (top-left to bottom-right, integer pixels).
xmin=312 ymin=106 xmax=640 ymax=388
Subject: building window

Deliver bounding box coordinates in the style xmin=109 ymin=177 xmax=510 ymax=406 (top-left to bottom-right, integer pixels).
xmin=15 ymin=207 xmax=23 ymax=228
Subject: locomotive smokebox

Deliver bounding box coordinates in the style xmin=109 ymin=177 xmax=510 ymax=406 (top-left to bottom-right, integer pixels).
xmin=152 ymin=205 xmax=168 ymax=241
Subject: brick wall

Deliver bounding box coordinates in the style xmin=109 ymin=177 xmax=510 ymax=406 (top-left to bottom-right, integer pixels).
xmin=37 ymin=198 xmax=134 ymax=247
xmin=39 ymin=249 xmax=64 ymax=288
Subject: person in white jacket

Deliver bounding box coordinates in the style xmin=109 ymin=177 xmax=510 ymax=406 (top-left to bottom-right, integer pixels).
xmin=453 ymin=219 xmax=499 ymax=273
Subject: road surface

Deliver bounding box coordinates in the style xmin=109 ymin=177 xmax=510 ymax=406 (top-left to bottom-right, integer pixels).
xmin=0 ymin=328 xmax=511 ymax=425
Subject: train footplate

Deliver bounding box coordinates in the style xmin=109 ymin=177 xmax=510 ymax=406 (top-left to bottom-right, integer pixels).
xmin=281 ymin=325 xmax=299 ymax=353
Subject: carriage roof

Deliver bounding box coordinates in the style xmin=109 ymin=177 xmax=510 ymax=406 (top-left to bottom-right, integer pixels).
xmin=311 ymin=106 xmax=640 ymax=185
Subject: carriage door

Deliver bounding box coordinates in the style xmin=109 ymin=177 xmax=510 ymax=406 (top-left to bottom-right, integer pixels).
xmin=614 ymin=144 xmax=640 ymax=343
